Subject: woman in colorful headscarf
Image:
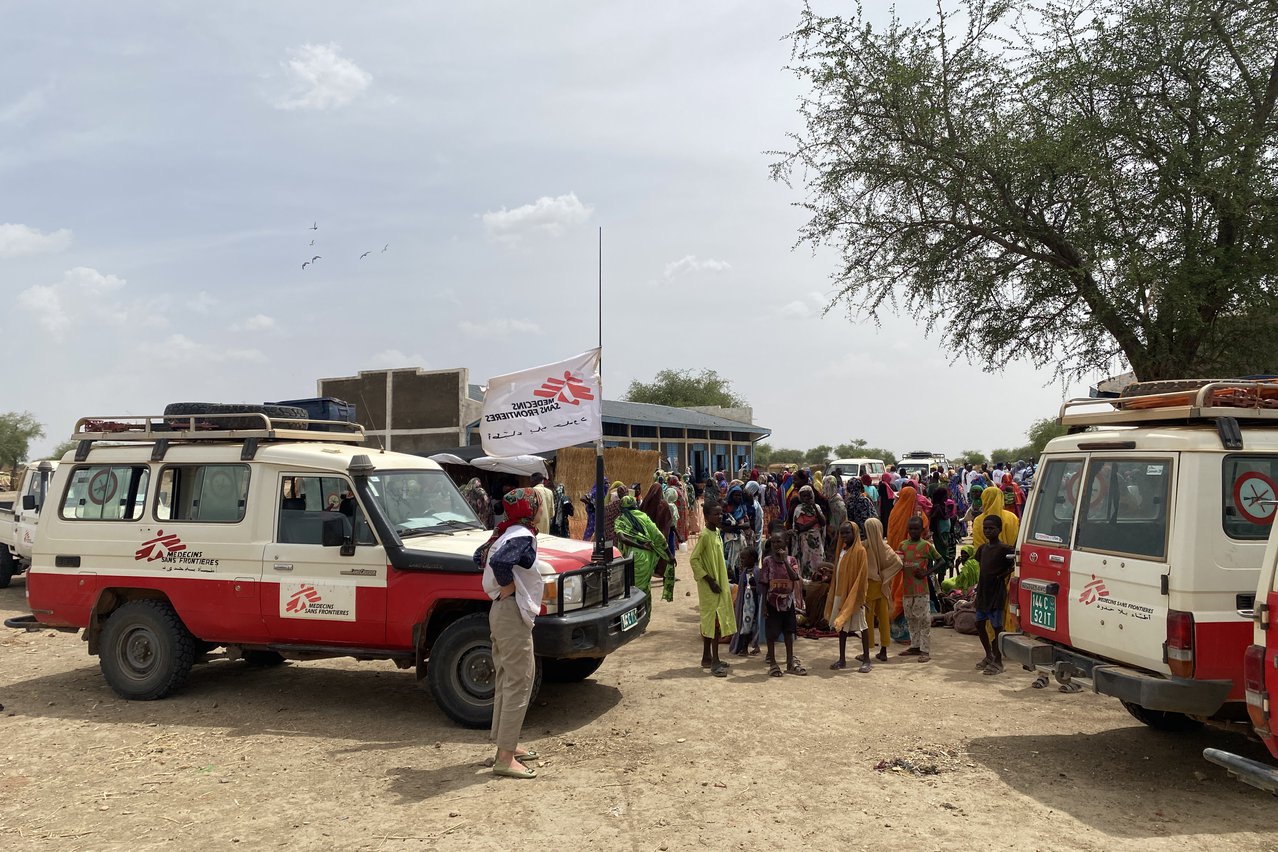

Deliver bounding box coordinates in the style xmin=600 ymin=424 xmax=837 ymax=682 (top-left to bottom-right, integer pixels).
xmin=684 ymin=474 xmax=701 ymax=536
xmin=668 ymin=475 xmax=690 ymax=546
xmin=886 ymin=485 xmax=930 ymax=621
xmin=615 ymin=494 xmax=674 ymax=603
xmin=1002 ymin=473 xmax=1026 ymax=518
xmin=862 ymin=516 xmax=902 ymax=660
xmin=460 ymin=477 xmax=493 ymax=530
xmin=860 ymin=472 xmax=879 ymax=505
xmin=603 ymin=481 xmax=628 ymax=545
xmin=791 ymin=485 xmax=827 ymax=578
xmin=827 ymin=521 xmax=872 ymax=672
xmin=475 ymin=487 xmax=543 ymax=779
xmin=763 ymin=476 xmax=780 ymax=532
xmin=822 ymin=475 xmax=847 ymax=554
xmin=580 ymin=484 xmax=598 ymax=542
xmin=721 ymin=484 xmax=752 ymax=577
xmin=662 ymin=479 xmax=682 ymax=557
xmin=877 ymin=472 xmax=896 ymax=521
xmin=846 ymin=479 xmax=878 ymax=532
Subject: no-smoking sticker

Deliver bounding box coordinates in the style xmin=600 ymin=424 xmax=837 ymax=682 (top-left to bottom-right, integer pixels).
xmin=1233 ymin=471 xmax=1278 ymax=525
xmin=87 ymin=469 xmax=119 ymax=506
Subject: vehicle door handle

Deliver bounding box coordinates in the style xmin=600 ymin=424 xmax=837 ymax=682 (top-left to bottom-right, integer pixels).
xmin=1048 ymin=554 xmax=1065 ymax=563
xmin=273 ymin=563 xmax=293 ymax=571
xmin=1020 ymin=579 xmax=1060 ymax=595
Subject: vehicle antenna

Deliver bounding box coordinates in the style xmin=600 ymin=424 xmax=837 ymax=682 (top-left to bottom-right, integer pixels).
xmin=357 ymin=390 xmax=385 ymax=453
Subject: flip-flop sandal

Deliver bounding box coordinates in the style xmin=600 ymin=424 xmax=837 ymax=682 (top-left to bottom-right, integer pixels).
xmin=748 ymin=647 xmax=761 ymax=656
xmin=786 ymin=663 xmax=808 ymax=676
xmin=1059 ymin=681 xmax=1083 ymax=693
xmin=768 ymin=664 xmax=783 ymax=678
xmin=1032 ymin=673 xmax=1050 ymax=689
xmin=493 ymin=764 xmax=537 ymax=779
xmin=982 ymin=664 xmax=1003 ymax=676
xmin=876 ymin=648 xmax=888 ymax=661
xmin=829 ymin=660 xmax=846 ymax=670
xmin=975 ymin=658 xmax=993 ymax=670
xmin=853 ymin=654 xmax=868 ymax=662
xmin=711 ymin=662 xmax=730 ymax=677
xmin=858 ymin=663 xmax=873 ymax=673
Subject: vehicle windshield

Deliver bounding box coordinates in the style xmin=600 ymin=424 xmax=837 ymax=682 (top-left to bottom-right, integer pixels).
xmin=363 ymin=470 xmax=484 ymax=536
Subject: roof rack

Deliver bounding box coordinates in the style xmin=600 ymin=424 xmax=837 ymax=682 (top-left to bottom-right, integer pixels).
xmin=1059 ymin=381 xmax=1278 ymax=430
xmin=70 ymin=413 xmax=366 ymax=462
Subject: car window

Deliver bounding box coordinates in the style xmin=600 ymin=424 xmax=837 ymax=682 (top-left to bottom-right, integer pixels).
xmin=1223 ymin=454 xmax=1278 ymax=540
xmin=1024 ymin=458 xmax=1083 ymax=547
xmin=155 ymin=464 xmax=250 ymax=523
xmin=277 ymin=475 xmax=376 ymax=546
xmin=61 ymin=464 xmax=150 ymax=521
xmin=1075 ymin=458 xmax=1172 ymax=560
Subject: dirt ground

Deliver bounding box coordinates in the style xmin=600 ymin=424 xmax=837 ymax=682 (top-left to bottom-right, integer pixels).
xmin=1 ymin=549 xmax=1275 ymax=852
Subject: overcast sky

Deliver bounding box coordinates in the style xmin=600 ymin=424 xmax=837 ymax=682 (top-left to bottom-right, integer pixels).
xmin=3 ymin=1 xmax=1097 ymax=459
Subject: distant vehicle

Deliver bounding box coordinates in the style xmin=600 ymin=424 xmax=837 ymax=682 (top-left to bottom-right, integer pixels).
xmin=0 ymin=460 xmax=58 ymax=588
xmin=825 ymin=458 xmax=886 ymax=481
xmin=896 ymin=451 xmax=948 ymax=479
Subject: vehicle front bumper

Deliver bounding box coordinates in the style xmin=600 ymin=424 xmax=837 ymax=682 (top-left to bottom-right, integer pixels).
xmin=532 ymin=587 xmax=650 ymax=659
xmin=1001 ymin=632 xmax=1234 ymax=716
xmin=1203 ymin=748 xmax=1278 ymax=795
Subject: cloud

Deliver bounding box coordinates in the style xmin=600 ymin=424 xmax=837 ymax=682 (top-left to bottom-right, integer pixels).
xmin=777 ymin=291 xmax=830 ymax=321
xmin=161 ymin=334 xmax=265 ymax=364
xmin=663 ymin=255 xmax=731 ymax=279
xmin=458 ymin=318 xmax=542 ymax=337
xmin=17 ymin=267 xmax=129 ymax=336
xmin=233 ymin=313 xmax=277 ymax=332
xmin=481 ymin=193 xmax=592 ymax=244
xmin=0 ymin=222 xmax=72 ymax=257
xmin=367 ymin=349 xmax=428 ymax=368
xmin=273 ymin=44 xmax=372 ymax=111
xmin=0 ymin=83 xmax=52 ymax=126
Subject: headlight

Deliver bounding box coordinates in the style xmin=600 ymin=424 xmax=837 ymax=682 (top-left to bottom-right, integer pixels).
xmin=561 ymin=575 xmax=583 ymax=605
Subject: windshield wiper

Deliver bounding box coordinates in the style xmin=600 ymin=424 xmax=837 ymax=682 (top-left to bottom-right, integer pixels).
xmin=397 ymin=528 xmax=450 ymax=539
xmin=431 ymin=519 xmax=484 ymax=531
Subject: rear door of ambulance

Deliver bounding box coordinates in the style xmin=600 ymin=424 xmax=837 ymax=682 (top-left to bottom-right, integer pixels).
xmin=1018 ymin=455 xmax=1085 ymax=646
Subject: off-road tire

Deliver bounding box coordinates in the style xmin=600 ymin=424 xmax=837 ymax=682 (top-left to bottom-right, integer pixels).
xmin=1121 ymin=700 xmax=1204 ymax=732
xmin=1119 ymin=379 xmax=1228 ymax=398
xmin=243 ymin=650 xmax=287 ymax=667
xmin=0 ymin=548 xmax=15 ymax=589
xmin=541 ymin=656 xmax=605 ymax=683
xmin=426 ymin=612 xmax=543 ymax=728
xmin=99 ymin=600 xmax=197 ymax=700
xmin=162 ymin=402 xmax=309 ymax=431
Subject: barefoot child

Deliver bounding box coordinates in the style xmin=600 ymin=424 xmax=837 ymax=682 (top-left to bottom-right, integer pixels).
xmin=759 ymin=529 xmax=806 ymax=676
xmin=691 ymin=503 xmax=737 ymax=677
xmin=898 ymin=516 xmax=942 ymax=663
xmin=828 ymin=521 xmax=873 ymax=673
xmin=974 ymin=515 xmax=1015 ymax=675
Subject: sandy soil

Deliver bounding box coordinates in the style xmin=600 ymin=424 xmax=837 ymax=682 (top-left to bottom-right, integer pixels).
xmin=0 ymin=549 xmax=1275 ymax=852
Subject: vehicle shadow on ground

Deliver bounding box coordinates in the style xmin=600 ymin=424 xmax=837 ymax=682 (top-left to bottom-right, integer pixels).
xmin=0 ymin=658 xmax=621 ymax=747
xmin=968 ymin=726 xmax=1274 ymax=837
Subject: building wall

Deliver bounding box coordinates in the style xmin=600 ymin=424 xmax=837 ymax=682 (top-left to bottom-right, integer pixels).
xmin=317 ymin=366 xmax=474 ymax=452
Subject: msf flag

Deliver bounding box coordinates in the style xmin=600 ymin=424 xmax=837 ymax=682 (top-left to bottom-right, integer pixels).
xmin=480 ymin=348 xmax=603 ymax=456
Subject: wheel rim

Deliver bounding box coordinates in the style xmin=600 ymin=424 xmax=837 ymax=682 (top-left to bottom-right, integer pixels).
xmin=453 ymin=641 xmax=496 ymax=703
xmin=118 ymin=625 xmax=163 ymax=682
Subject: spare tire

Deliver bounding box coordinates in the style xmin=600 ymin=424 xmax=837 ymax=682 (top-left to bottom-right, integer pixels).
xmin=1120 ymin=379 xmax=1228 ymax=398
xmin=163 ymin=402 xmax=309 ymax=430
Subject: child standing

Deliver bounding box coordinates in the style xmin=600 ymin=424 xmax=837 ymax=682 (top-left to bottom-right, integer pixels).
xmin=898 ymin=516 xmax=942 ymax=663
xmin=974 ymin=515 xmax=1015 ymax=674
xmin=690 ymin=503 xmax=736 ymax=677
xmin=828 ymin=522 xmax=872 ymax=673
xmin=759 ymin=529 xmax=806 ymax=677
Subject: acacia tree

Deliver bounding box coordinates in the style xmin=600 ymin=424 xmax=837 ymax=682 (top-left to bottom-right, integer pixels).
xmin=625 ymin=369 xmax=747 ymax=408
xmin=773 ymin=0 xmax=1278 ymax=380
xmin=0 ymin=412 xmax=45 ymax=480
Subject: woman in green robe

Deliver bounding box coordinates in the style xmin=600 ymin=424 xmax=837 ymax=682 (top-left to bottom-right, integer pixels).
xmin=614 ymin=495 xmax=675 ymax=602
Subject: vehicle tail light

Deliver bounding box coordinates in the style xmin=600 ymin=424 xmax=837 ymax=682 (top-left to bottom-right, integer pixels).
xmin=1165 ymin=609 xmax=1194 ymax=678
xmin=1244 ymin=644 xmax=1270 ymax=737
xmin=1008 ymin=576 xmax=1021 ymax=618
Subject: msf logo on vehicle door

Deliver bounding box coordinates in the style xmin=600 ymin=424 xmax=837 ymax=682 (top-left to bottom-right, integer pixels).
xmin=1078 ymin=576 xmax=1111 ymax=605
xmin=280 ymin=582 xmax=356 ymax=621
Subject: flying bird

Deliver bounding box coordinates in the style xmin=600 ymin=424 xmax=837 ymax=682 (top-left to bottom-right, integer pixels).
xmin=311 ymin=255 xmax=321 ymax=263
xmin=382 ymin=243 xmax=389 ymax=252
xmin=309 ymin=239 xmax=315 ymax=246
xmin=310 ymin=222 xmax=318 ymax=231
xmin=301 ymin=261 xmax=309 ymax=270
xmin=360 ymin=251 xmax=371 ymax=259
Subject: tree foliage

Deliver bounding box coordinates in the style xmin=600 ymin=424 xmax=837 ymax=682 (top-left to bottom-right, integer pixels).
xmin=804 ymin=444 xmax=834 ymax=466
xmin=774 ymin=0 xmax=1278 ymax=380
xmin=625 ymin=369 xmax=747 ymax=409
xmin=833 ymin=438 xmax=898 ymax=465
xmin=0 ymin=412 xmax=45 ymax=477
xmin=1027 ymin=416 xmax=1069 ymax=456
xmin=955 ymin=449 xmax=989 ymax=466
xmin=45 ymin=438 xmax=81 ymax=461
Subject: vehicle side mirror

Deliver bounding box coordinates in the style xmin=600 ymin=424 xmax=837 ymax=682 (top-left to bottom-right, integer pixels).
xmin=321 ymin=516 xmax=346 ymax=548
xmin=22 ymin=495 xmax=36 ymax=511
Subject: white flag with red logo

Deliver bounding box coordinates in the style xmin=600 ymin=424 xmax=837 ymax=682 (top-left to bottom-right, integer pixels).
xmin=480 ymin=348 xmax=603 ymax=456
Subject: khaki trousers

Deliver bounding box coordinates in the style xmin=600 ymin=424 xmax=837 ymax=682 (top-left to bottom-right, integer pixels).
xmin=489 ymin=597 xmax=535 ymax=752
xmin=903 ymin=594 xmax=931 ymax=654
xmin=864 ymin=590 xmax=891 ymax=647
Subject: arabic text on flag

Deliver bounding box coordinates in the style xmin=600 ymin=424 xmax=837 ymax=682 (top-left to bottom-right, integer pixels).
xmin=480 ymin=348 xmax=603 ymax=456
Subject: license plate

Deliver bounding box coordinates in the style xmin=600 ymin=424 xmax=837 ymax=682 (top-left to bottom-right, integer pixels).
xmin=1030 ymin=591 xmax=1056 ymax=631
xmin=620 ymin=608 xmax=639 ymax=631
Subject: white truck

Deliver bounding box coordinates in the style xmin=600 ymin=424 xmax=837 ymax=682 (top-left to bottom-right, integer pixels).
xmin=0 ymin=460 xmax=57 ymax=588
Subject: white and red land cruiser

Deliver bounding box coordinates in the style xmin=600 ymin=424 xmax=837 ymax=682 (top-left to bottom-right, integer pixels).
xmin=1003 ymin=381 xmax=1278 ymax=734
xmin=0 ymin=460 xmax=58 ymax=587
xmin=14 ymin=410 xmax=647 ymax=727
